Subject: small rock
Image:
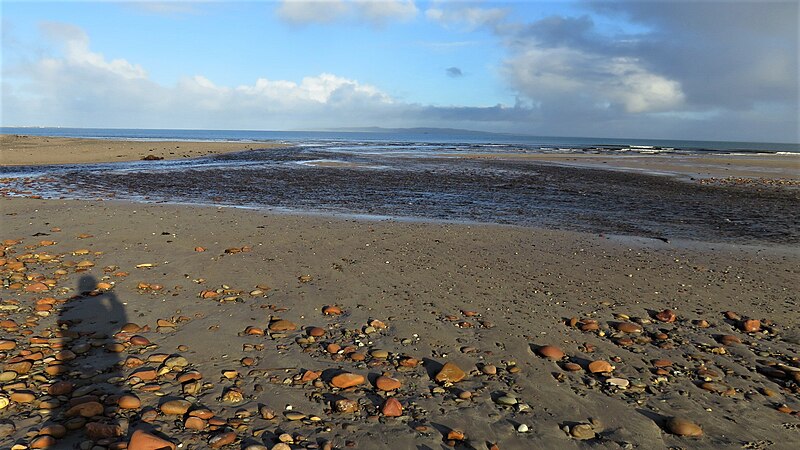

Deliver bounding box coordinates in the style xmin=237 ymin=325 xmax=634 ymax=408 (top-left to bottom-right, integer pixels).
xmin=435 ymin=362 xmax=466 ymax=384
xmin=570 ymin=424 xmax=595 ymax=440
xmin=375 ymin=376 xmax=402 ymax=391
xmin=382 ymin=397 xmax=403 ymax=417
xmin=128 ymin=429 xmax=176 ymax=450
xmin=665 ymin=417 xmax=703 ymax=437
xmin=536 ymin=345 xmax=566 ymax=360
xmin=331 ymin=373 xmax=365 ymax=389
xmin=588 ymin=360 xmax=613 ymax=373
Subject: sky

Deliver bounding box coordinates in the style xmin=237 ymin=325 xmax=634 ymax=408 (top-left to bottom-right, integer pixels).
xmin=1 ymin=0 xmax=798 ymax=143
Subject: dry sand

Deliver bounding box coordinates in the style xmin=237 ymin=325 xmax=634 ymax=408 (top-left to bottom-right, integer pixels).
xmin=0 ymin=135 xmax=283 ymax=166
xmin=1 ymin=197 xmax=798 ymax=449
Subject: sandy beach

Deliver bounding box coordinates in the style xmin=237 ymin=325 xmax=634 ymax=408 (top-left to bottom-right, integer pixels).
xmin=1 ymin=195 xmax=798 ymax=449
xmin=0 ymin=137 xmax=799 ymax=449
xmin=0 ymin=135 xmax=283 ymax=166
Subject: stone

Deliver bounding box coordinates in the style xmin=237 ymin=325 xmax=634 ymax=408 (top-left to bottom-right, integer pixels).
xmin=655 ymin=309 xmax=677 ymax=323
xmin=718 ymin=335 xmax=742 ymax=346
xmin=209 ymin=431 xmax=237 ymax=448
xmin=65 ymin=401 xmax=103 ymax=418
xmin=480 ymin=364 xmax=497 ymax=375
xmin=447 ymin=430 xmax=466 ymax=441
xmin=322 ymin=305 xmax=343 ymax=315
xmin=184 ymin=416 xmax=206 ymax=430
xmin=163 ymin=355 xmax=189 ymax=369
xmin=607 ymin=377 xmax=630 ymax=388
xmin=517 ymin=424 xmax=529 ymax=433
xmin=665 ymin=417 xmax=703 ymax=437
xmin=495 ymin=395 xmax=518 ymax=406
xmin=30 ymin=435 xmax=57 ymax=449
xmin=47 ymin=381 xmax=74 ymax=396
xmin=588 ymin=360 xmax=613 ymax=373
xmin=615 ymin=322 xmax=642 ymax=333
xmin=334 ymin=399 xmax=359 ymax=413
xmin=284 ymin=412 xmax=306 ymax=421
xmin=118 ymin=395 xmax=141 ymax=409
xmin=307 ymin=327 xmax=326 ymax=337
xmin=160 ymin=399 xmax=191 ymax=415
xmin=128 ymin=429 xmax=176 ymax=450
xmin=536 ymin=345 xmax=565 ymax=360
xmin=268 ymin=319 xmax=297 ymax=332
xmin=570 ymin=424 xmax=595 ymax=440
xmin=331 ymin=373 xmax=365 ymax=389
xmin=85 ymin=422 xmax=122 ymax=440
xmin=435 ymin=362 xmax=466 ymax=384
xmin=375 ymin=376 xmax=402 ymax=391
xmin=741 ymin=319 xmax=761 ymax=332
xmin=382 ymin=397 xmax=403 ymax=417
xmin=39 ymin=424 xmax=66 ymax=439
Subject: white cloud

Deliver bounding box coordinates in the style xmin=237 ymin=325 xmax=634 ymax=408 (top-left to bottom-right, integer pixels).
xmin=277 ymin=0 xmax=417 ymax=26
xmin=3 ymin=22 xmax=397 ymax=129
xmin=40 ymin=22 xmax=147 ymax=80
xmin=505 ymin=45 xmax=684 ymax=114
xmin=424 ymin=2 xmax=508 ymax=30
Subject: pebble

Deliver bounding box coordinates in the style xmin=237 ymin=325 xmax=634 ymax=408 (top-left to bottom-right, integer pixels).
xmin=517 ymin=424 xmax=529 ymax=433
xmin=335 ymin=399 xmax=359 ymax=413
xmin=209 ymin=431 xmax=237 ymax=448
xmin=655 ymin=309 xmax=677 ymax=323
xmin=665 ymin=417 xmax=703 ymax=437
xmin=536 ymin=345 xmax=566 ymax=360
xmin=607 ymin=377 xmax=630 ymax=388
xmin=375 ymin=375 xmax=402 ymax=391
xmin=269 ymin=319 xmax=297 ymax=332
xmin=741 ymin=319 xmax=761 ymax=332
xmin=435 ymin=362 xmax=466 ymax=384
xmin=160 ymin=399 xmax=191 ymax=415
xmin=322 ymin=305 xmax=342 ymax=315
xmin=382 ymin=397 xmax=403 ymax=417
xmin=118 ymin=394 xmax=142 ymax=409
xmin=570 ymin=424 xmax=595 ymax=440
xmin=615 ymin=322 xmax=643 ymax=333
xmin=480 ymin=364 xmax=497 ymax=375
xmin=331 ymin=373 xmax=365 ymax=389
xmin=588 ymin=360 xmax=614 ymax=374
xmin=128 ymin=429 xmax=176 ymax=450
xmin=495 ymin=395 xmax=518 ymax=406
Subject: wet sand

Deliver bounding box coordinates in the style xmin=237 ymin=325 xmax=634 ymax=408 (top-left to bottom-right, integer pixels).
xmin=1 ymin=197 xmax=798 ymax=449
xmin=0 ymin=135 xmax=283 ymax=166
xmin=447 ymin=152 xmax=800 ymax=181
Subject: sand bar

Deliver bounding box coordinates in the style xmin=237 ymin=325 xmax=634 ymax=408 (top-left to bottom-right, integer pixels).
xmin=0 ymin=196 xmax=798 ymax=449
xmin=0 ymin=134 xmax=284 ymax=166
xmin=445 ymin=152 xmax=800 ymax=181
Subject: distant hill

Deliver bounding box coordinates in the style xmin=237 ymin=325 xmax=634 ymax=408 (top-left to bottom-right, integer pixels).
xmin=322 ymin=127 xmax=513 ymax=137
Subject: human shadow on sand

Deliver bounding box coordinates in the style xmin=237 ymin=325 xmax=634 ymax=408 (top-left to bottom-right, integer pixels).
xmin=40 ymin=275 xmax=129 ymax=446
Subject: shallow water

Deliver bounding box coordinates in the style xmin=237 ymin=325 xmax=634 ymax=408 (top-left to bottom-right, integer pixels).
xmin=2 ymin=143 xmax=799 ymax=245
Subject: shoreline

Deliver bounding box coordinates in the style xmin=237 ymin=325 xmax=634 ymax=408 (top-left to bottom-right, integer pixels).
xmin=0 ymin=134 xmax=284 ymax=166
xmin=1 ymin=196 xmax=798 ymax=448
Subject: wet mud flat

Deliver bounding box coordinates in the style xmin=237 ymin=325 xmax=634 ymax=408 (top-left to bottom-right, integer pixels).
xmin=31 ymin=146 xmax=800 ymax=245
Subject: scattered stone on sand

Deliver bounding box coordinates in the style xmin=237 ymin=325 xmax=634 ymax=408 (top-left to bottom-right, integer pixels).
xmin=665 ymin=417 xmax=703 ymax=437
xmin=536 ymin=345 xmax=566 ymax=360
xmin=435 ymin=362 xmax=466 ymax=384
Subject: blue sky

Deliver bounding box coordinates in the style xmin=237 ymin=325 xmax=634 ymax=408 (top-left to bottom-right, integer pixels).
xmin=2 ymin=1 xmax=798 ymax=143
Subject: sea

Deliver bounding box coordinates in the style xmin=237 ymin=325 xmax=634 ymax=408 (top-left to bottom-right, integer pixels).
xmin=2 ymin=127 xmax=799 ymax=245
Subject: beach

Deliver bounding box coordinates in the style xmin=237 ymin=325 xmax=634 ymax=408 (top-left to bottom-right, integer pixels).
xmin=0 ymin=135 xmax=283 ymax=166
xmin=1 ymin=140 xmax=799 ymax=449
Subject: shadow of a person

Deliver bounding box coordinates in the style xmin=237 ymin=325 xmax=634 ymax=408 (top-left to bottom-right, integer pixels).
xmin=44 ymin=275 xmax=129 ymax=446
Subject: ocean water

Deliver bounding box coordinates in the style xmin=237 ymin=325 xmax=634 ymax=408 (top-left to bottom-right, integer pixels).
xmin=2 ymin=127 xmax=799 ymax=154
xmin=1 ymin=127 xmax=799 ymax=244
